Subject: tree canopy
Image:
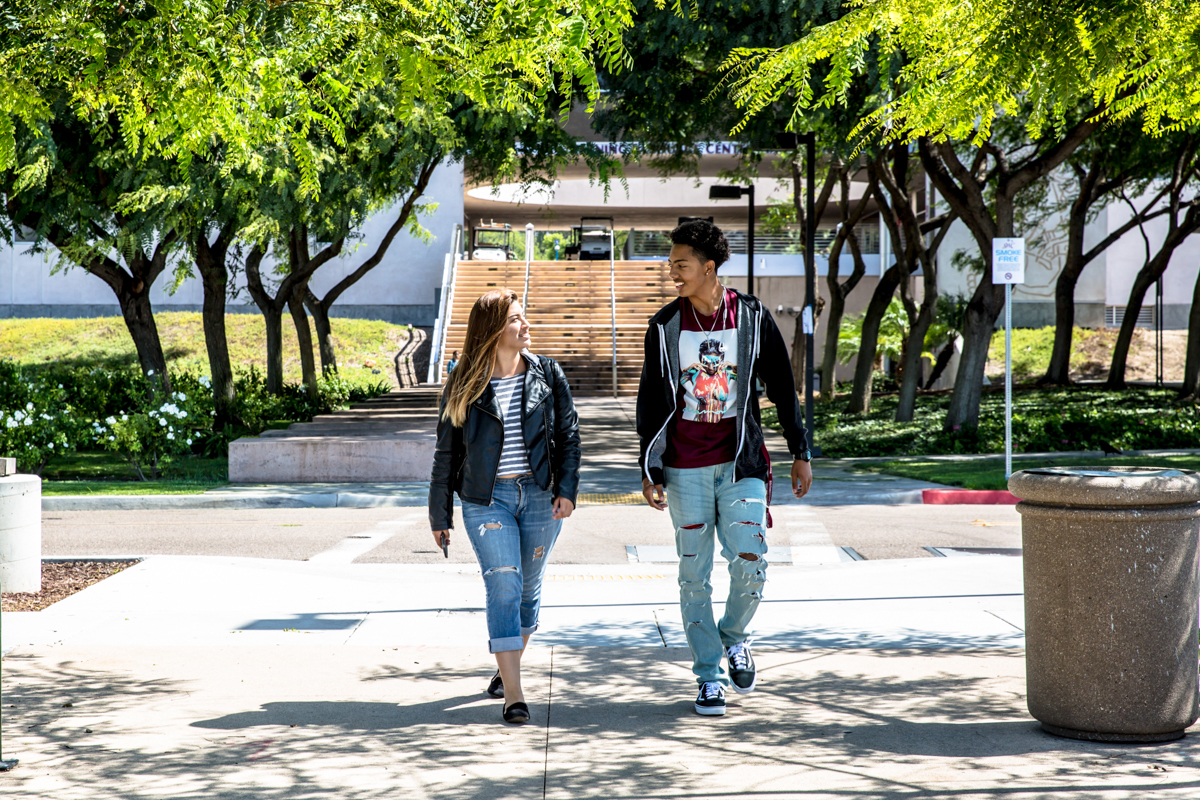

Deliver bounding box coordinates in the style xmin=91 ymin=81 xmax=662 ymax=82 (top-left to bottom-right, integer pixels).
xmin=721 ymin=0 xmax=1200 ymax=145
xmin=0 ymin=0 xmax=653 ymax=198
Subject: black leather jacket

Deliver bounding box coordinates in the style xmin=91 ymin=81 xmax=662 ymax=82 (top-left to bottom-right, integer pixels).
xmin=429 ymin=353 xmax=581 ymax=531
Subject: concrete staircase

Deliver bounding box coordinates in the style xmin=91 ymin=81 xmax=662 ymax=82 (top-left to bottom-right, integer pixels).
xmin=440 ymin=260 xmax=674 ymax=396
xmin=228 ymin=387 xmax=441 ymax=483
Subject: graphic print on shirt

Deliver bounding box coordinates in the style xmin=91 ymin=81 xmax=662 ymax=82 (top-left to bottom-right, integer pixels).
xmin=680 ymin=330 xmax=738 ymax=423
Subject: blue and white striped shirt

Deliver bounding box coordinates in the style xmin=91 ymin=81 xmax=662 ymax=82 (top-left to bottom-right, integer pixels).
xmin=491 ymin=374 xmax=531 ymax=475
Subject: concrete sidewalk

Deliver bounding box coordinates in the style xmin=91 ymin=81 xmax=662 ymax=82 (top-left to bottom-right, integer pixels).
xmin=3 ymin=550 xmax=1199 ymax=798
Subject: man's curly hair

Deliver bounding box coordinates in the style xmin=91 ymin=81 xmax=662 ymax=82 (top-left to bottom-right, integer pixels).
xmin=670 ymin=220 xmax=730 ymax=270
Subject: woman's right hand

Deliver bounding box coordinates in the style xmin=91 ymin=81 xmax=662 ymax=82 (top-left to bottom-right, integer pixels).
xmin=432 ymin=530 xmax=449 ymax=548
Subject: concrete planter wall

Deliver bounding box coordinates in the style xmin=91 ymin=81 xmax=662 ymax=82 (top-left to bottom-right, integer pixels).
xmin=0 ymin=474 xmax=42 ymax=594
xmin=1010 ymin=466 xmax=1200 ymax=742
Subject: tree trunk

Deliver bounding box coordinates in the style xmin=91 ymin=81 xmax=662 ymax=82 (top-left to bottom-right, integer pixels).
xmin=116 ymin=285 xmax=172 ymax=395
xmin=896 ymin=297 xmax=935 ymax=421
xmin=1043 ymin=268 xmax=1080 ymax=385
xmin=304 ymin=288 xmax=338 ymax=375
xmin=1182 ymin=267 xmax=1200 ymax=398
xmin=196 ymin=234 xmax=237 ymax=428
xmin=848 ymin=264 xmax=903 ymax=415
xmin=263 ymin=306 xmax=285 ymax=395
xmin=289 ymin=288 xmax=320 ymax=400
xmin=1106 ymin=269 xmax=1160 ymax=390
xmin=819 ymin=290 xmax=847 ymax=401
xmin=789 ymin=311 xmax=804 ymax=390
xmin=944 ymin=289 xmax=1002 ymax=429
xmin=1106 ymin=208 xmax=1200 ymax=388
xmin=924 ymin=340 xmax=957 ymax=390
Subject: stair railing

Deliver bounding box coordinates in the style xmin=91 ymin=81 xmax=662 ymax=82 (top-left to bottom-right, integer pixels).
xmin=610 ymin=231 xmax=617 ymax=398
xmin=522 ymin=223 xmax=534 ymax=305
xmin=426 ymin=223 xmax=463 ymax=385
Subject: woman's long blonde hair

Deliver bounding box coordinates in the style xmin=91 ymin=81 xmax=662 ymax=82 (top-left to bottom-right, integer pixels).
xmin=441 ymin=288 xmax=520 ymax=426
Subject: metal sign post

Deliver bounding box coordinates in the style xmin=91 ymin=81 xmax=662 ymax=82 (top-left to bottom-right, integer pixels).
xmin=993 ymin=238 xmax=1026 ymax=479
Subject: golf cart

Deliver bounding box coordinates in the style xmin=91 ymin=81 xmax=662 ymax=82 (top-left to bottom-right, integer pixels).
xmin=471 ymin=221 xmax=515 ymax=261
xmin=564 ymin=216 xmax=614 ymax=260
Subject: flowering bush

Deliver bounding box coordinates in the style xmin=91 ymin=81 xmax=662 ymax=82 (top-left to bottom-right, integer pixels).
xmin=0 ymin=376 xmax=86 ymax=474
xmin=1 ymin=357 xmax=390 ymax=478
xmin=91 ymin=377 xmax=208 ymax=480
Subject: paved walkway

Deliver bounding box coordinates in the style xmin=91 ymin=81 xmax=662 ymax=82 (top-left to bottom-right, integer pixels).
xmin=7 ymin=401 xmax=1200 ymax=796
xmin=4 ymin=549 xmax=1200 ymax=798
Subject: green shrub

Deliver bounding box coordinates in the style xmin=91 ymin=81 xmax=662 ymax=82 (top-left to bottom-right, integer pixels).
xmin=772 ymin=387 xmax=1197 ymax=458
xmin=0 ymin=358 xmax=391 ymax=474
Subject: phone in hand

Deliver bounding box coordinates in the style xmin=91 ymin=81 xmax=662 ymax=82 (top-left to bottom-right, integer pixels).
xmin=439 ymin=532 xmax=449 ymax=558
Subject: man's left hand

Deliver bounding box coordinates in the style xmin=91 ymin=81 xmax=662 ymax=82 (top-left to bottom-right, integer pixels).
xmin=791 ymin=459 xmax=813 ymax=498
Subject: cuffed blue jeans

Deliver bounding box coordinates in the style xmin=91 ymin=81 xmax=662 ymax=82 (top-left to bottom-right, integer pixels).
xmin=462 ymin=475 xmax=562 ymax=653
xmin=664 ymin=461 xmax=768 ymax=685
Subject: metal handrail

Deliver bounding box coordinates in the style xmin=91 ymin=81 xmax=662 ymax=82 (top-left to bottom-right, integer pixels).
xmin=522 ymin=223 xmax=533 ymax=304
xmin=609 ymin=232 xmax=617 ymax=398
xmin=426 ymin=223 xmax=462 ymax=384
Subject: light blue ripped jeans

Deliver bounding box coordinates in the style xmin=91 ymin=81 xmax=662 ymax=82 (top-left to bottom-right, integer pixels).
xmin=461 ymin=475 xmax=562 ymax=653
xmin=663 ymin=461 xmax=768 ymax=685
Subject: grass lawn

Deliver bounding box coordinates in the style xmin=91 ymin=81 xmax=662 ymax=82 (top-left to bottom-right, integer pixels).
xmin=38 ymin=451 xmax=229 ymax=494
xmin=0 ymin=311 xmax=412 ymax=387
xmin=852 ymin=454 xmax=1200 ymax=491
xmin=40 ymin=481 xmax=221 ymax=496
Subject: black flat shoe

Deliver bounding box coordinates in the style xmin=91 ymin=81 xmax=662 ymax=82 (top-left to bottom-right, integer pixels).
xmin=487 ymin=670 xmax=504 ymax=698
xmin=502 ymin=702 xmax=530 ymax=725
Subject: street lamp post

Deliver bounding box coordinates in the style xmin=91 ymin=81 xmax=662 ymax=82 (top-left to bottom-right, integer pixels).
xmin=801 ymin=132 xmax=817 ymax=455
xmin=708 ymin=184 xmax=756 ymax=297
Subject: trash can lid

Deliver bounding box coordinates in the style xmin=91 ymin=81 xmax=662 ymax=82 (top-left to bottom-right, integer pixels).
xmin=1008 ymin=466 xmax=1200 ymax=507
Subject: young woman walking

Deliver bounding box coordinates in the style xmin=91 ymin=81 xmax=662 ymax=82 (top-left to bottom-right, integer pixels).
xmin=429 ymin=288 xmax=581 ymax=724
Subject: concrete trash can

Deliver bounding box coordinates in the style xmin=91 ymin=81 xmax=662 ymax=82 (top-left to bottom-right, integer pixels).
xmin=0 ymin=473 xmax=41 ymax=594
xmin=1009 ymin=466 xmax=1200 ymax=742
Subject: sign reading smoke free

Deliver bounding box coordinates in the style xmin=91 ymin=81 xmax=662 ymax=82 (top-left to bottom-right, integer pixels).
xmin=992 ymin=238 xmax=1026 ymax=284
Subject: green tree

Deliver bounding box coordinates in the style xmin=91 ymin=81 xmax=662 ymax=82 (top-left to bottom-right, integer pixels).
xmin=721 ymin=0 xmax=1200 ymax=429
xmin=2 ymin=0 xmax=646 ymax=199
xmin=1043 ymin=122 xmax=1194 ymax=386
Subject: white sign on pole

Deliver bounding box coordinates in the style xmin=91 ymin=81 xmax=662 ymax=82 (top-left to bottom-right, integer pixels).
xmin=801 ymin=306 xmax=814 ymax=334
xmin=992 ymin=238 xmax=1026 ymax=285
xmin=992 ymin=237 xmax=1024 ymax=478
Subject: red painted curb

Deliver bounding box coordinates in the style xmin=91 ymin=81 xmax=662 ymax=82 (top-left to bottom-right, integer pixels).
xmin=923 ymin=489 xmax=1020 ymax=505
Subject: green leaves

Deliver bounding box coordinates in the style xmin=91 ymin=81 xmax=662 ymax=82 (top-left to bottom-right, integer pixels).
xmin=722 ymin=0 xmax=1200 ymax=147
xmin=2 ymin=0 xmax=645 ymax=198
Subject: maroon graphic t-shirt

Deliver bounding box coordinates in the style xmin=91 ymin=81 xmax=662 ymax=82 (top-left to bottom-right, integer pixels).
xmin=663 ymin=289 xmax=739 ymax=469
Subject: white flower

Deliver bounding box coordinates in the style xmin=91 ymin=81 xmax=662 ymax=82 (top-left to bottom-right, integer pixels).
xmin=179 ymin=411 xmax=187 ymax=418
xmin=106 ymin=416 xmax=117 ymax=426
xmin=13 ymin=410 xmax=24 ymax=422
xmin=167 ymin=432 xmax=175 ymax=440
xmin=179 ymin=393 xmax=187 ymax=401
xmin=186 ymin=439 xmax=193 ymax=446
xmin=23 ymin=418 xmax=32 ymax=427
xmin=159 ymin=418 xmax=167 ymax=427
xmin=47 ymin=442 xmax=53 ymax=449
xmin=58 ymin=384 xmax=63 ymax=389
xmin=147 ymin=369 xmax=155 ymax=376
xmin=5 ymin=419 xmax=15 ymax=429
xmin=25 ymin=402 xmax=33 ymax=411
xmin=109 ymin=436 xmax=115 ymax=441
xmin=121 ymin=414 xmax=127 ymax=421
xmin=199 ymin=376 xmax=210 ymax=387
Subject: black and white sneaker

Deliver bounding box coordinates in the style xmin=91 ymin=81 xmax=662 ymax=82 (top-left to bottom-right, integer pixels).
xmin=694 ymin=681 xmax=726 ymax=716
xmin=726 ymin=642 xmax=756 ymax=694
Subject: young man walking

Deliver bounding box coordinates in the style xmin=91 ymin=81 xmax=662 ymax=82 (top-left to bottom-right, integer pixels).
xmin=637 ymin=219 xmax=812 ymax=716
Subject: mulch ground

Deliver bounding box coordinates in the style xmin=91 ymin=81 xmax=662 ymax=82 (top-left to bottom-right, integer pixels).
xmin=1 ymin=560 xmax=138 ymax=612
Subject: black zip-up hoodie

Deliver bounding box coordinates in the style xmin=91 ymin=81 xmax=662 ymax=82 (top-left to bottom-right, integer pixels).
xmin=636 ymin=289 xmax=809 ymax=487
